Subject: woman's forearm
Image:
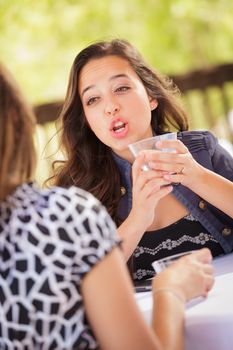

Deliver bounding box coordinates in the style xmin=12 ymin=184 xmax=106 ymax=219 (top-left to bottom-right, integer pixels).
xmin=152 ymin=292 xmax=185 ymax=350
xmin=190 ymin=166 xmax=233 ymax=218
xmin=117 ymin=215 xmax=147 ymax=260
xmin=151 ymin=248 xmax=214 ymax=350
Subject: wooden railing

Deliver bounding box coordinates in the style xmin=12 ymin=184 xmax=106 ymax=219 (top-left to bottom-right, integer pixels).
xmin=171 ymin=63 xmax=233 ymax=141
xmin=34 ymin=101 xmax=62 ymax=125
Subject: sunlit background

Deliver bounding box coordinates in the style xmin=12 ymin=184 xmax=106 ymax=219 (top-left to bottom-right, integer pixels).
xmin=1 ymin=0 xmax=233 ymax=184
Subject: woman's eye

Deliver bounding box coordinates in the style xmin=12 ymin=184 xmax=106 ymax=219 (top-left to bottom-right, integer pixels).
xmin=86 ymin=96 xmax=99 ymax=106
xmin=115 ymin=86 xmax=130 ymax=93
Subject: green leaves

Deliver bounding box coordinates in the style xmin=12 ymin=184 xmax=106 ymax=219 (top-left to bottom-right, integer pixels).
xmin=1 ymin=0 xmax=233 ymax=104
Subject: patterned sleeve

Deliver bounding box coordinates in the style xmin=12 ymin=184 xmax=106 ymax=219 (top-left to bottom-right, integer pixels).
xmin=49 ymin=186 xmax=121 ymax=281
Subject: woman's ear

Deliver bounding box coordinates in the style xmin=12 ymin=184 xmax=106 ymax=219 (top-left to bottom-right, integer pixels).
xmin=150 ymin=99 xmax=158 ymax=111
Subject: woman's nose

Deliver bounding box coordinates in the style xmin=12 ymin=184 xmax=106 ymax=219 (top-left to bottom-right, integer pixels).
xmin=104 ymin=100 xmax=120 ymax=116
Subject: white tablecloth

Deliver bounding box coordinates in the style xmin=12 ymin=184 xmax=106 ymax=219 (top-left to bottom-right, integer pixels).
xmin=135 ymin=253 xmax=233 ymax=350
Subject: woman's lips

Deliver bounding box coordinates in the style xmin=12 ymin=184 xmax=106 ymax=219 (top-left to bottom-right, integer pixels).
xmin=112 ymin=121 xmax=126 ymax=133
xmin=110 ymin=119 xmax=129 ymax=138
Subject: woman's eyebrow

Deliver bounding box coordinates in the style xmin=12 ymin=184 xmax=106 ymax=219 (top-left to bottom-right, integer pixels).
xmin=81 ymin=74 xmax=130 ymax=97
xmin=109 ymin=73 xmax=129 ymax=81
xmin=81 ymin=84 xmax=95 ymax=97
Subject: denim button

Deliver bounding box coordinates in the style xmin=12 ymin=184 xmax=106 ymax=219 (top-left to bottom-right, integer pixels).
xmin=222 ymin=228 xmax=232 ymax=236
xmin=120 ymin=186 xmax=126 ymax=196
xmin=198 ymin=200 xmax=206 ymax=210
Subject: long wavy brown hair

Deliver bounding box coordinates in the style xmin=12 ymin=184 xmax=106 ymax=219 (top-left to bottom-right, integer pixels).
xmin=50 ymin=39 xmax=189 ymax=224
xmin=0 ymin=62 xmax=36 ymax=200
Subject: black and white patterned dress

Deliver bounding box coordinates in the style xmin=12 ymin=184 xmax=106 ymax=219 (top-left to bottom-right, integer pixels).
xmin=0 ymin=183 xmax=120 ymax=349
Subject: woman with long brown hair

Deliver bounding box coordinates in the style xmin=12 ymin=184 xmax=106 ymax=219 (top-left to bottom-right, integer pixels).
xmin=50 ymin=38 xmax=233 ymax=282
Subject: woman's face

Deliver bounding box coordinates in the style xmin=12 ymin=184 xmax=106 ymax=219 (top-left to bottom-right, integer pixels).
xmin=78 ymin=55 xmax=157 ymax=162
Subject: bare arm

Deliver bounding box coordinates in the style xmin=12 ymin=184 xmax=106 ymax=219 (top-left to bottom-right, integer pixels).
xmin=152 ymin=292 xmax=184 ymax=350
xmin=117 ymin=214 xmax=148 ymax=260
xmin=81 ymin=247 xmax=214 ymax=350
xmin=82 ymin=247 xmax=162 ymax=350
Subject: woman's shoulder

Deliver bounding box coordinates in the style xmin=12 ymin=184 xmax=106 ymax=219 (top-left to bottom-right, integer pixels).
xmin=9 ymin=182 xmax=118 ymax=244
xmin=10 ymin=183 xmax=113 ymax=230
xmin=43 ymin=185 xmax=102 ymax=211
xmin=178 ymin=130 xmax=217 ymax=142
xmin=11 ymin=182 xmax=100 ymax=210
xmin=41 ymin=185 xmax=116 ymax=229
xmin=177 ymin=130 xmax=218 ymax=155
xmin=178 ymin=130 xmax=233 ymax=178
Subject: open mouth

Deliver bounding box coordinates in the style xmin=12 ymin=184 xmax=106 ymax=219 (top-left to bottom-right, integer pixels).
xmin=112 ymin=121 xmax=126 ymax=133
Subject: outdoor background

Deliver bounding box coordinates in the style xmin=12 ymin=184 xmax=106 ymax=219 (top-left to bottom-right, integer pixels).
xmin=1 ymin=0 xmax=233 ymax=183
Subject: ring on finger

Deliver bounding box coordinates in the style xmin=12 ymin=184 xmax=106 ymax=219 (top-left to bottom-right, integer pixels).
xmin=179 ymin=166 xmax=185 ymax=175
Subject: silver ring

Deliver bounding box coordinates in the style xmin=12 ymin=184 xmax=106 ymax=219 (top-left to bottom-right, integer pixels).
xmin=179 ymin=166 xmax=185 ymax=174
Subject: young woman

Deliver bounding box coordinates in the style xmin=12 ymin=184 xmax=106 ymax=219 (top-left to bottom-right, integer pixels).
xmin=50 ymin=39 xmax=233 ymax=281
xmin=0 ymin=62 xmax=215 ymax=350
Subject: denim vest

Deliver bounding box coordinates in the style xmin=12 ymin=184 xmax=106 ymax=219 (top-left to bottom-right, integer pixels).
xmin=112 ymin=131 xmax=233 ymax=253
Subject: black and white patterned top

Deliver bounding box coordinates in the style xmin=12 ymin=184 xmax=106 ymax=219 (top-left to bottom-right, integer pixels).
xmin=0 ymin=183 xmax=120 ymax=349
xmin=132 ymin=214 xmax=224 ymax=281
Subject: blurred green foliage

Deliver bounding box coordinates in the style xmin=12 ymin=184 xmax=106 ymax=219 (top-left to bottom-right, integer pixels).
xmin=1 ymin=0 xmax=233 ymax=183
xmin=1 ymin=0 xmax=233 ymax=104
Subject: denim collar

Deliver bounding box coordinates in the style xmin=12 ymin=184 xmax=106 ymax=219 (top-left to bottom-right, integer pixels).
xmin=112 ymin=152 xmax=132 ymax=187
xmin=112 ymin=152 xmax=133 ymax=218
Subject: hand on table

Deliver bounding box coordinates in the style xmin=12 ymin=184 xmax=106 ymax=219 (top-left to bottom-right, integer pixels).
xmin=152 ymin=248 xmax=215 ymax=303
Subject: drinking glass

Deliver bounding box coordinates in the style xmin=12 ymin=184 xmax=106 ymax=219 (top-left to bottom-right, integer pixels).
xmin=128 ymin=132 xmax=177 ymax=171
xmin=152 ymin=251 xmax=196 ymax=274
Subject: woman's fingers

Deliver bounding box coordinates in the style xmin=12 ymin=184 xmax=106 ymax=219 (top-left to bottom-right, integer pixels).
xmin=141 ymin=140 xmax=191 ymax=172
xmin=190 ymin=247 xmax=213 ymax=264
xmin=161 ymin=249 xmax=215 ymax=301
xmin=133 ymin=148 xmax=192 ymax=186
xmin=149 ymin=184 xmax=173 ymax=199
xmin=140 ymin=144 xmax=204 ymax=188
xmin=143 ymin=152 xmax=189 ymax=174
xmin=132 ymin=155 xmax=172 ymax=193
xmin=131 ymin=156 xmax=173 ymax=230
xmin=156 ymin=139 xmax=189 ymax=154
xmin=203 ymin=274 xmax=215 ymax=297
xmin=132 ymin=153 xmax=166 ymax=177
xmin=185 ymin=249 xmax=215 ymax=298
xmin=148 ymin=162 xmax=186 ymax=175
xmin=202 ymin=262 xmax=215 ymax=276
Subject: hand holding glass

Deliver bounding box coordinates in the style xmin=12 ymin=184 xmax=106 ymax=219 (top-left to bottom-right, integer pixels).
xmin=128 ymin=132 xmax=177 ymax=171
xmin=152 ymin=251 xmax=196 ymax=274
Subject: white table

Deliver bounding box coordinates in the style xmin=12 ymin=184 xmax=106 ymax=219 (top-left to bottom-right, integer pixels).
xmin=135 ymin=253 xmax=233 ymax=350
